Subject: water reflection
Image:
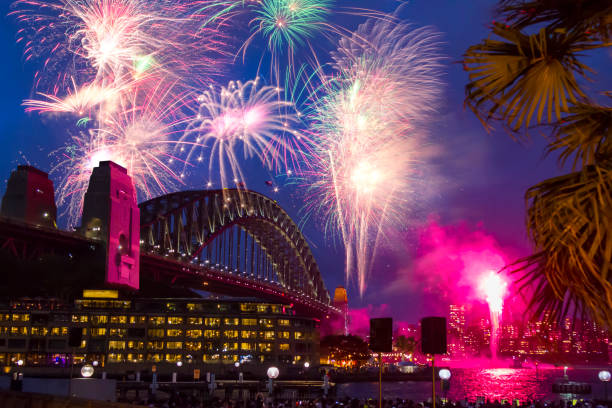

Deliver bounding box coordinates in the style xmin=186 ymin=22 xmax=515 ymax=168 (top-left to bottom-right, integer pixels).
xmin=338 ymin=368 xmax=595 ymax=402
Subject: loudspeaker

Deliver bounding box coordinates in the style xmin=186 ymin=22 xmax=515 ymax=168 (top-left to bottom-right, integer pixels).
xmin=68 ymin=327 xmax=83 ymax=348
xmin=369 ymin=318 xmax=393 ymax=352
xmin=421 ymin=316 xmax=447 ymax=355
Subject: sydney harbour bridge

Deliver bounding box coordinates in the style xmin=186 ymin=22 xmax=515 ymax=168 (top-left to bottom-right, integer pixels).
xmin=0 ymin=162 xmax=342 ymax=319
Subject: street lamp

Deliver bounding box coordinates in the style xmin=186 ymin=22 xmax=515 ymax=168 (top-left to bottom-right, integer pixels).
xmin=267 ymin=366 xmax=279 ymax=395
xmin=81 ymin=364 xmax=94 ymax=378
xmin=304 ymin=362 xmax=310 ymax=369
xmin=235 ymin=362 xmax=240 ymax=368
xmin=176 ymin=361 xmax=183 ymax=367
xmin=599 ymin=370 xmax=611 ymax=401
xmin=439 ymin=369 xmax=451 ymax=401
xmin=439 ymin=369 xmax=451 ymax=381
xmin=16 ymin=360 xmax=24 ymax=366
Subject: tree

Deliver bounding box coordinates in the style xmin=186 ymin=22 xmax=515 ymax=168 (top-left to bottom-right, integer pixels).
xmin=462 ymin=1 xmax=612 ymax=327
xmin=319 ymin=335 xmax=370 ymax=368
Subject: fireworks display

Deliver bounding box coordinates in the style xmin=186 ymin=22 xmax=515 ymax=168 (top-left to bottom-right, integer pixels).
xmin=479 ymin=271 xmax=508 ymax=360
xmin=303 ymin=18 xmax=444 ymax=295
xmin=9 ymin=0 xmax=445 ymax=296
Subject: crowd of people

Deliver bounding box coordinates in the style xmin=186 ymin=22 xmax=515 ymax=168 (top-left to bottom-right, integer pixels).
xmin=122 ymin=394 xmax=612 ymax=408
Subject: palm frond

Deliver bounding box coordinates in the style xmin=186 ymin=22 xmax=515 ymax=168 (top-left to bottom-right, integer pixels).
xmin=462 ymin=24 xmax=607 ymax=133
xmin=498 ymin=0 xmax=612 ymax=41
xmin=509 ymin=164 xmax=612 ymax=327
xmin=548 ymin=96 xmax=612 ymax=169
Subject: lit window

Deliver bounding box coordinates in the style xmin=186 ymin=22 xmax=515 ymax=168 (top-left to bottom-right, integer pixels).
xmin=185 ymin=342 xmax=202 ymax=351
xmin=127 ymin=353 xmax=144 ymax=363
xmin=166 ymin=329 xmax=183 ymax=337
xmin=293 ymin=355 xmax=303 ymax=362
xmin=203 ymin=354 xmax=220 ymax=361
xmin=129 ymin=316 xmax=146 ymax=324
xmin=294 ymin=331 xmax=304 ymax=340
xmin=91 ymin=315 xmax=108 ymax=325
xmin=186 ymin=303 xmax=202 ymax=312
xmin=149 ymin=316 xmax=165 ymax=325
xmin=110 ymin=316 xmax=127 ymax=324
xmin=205 ymin=318 xmax=220 ymax=327
xmin=12 ymin=314 xmax=29 ymax=322
xmin=128 ymin=341 xmax=144 ymax=350
xmin=259 ymin=319 xmax=273 ymax=328
xmin=203 ymin=330 xmax=220 ymax=338
xmin=165 ymin=353 xmax=182 ymax=362
xmin=241 ymin=330 xmax=257 ymax=339
xmin=147 ymin=329 xmax=165 ymax=338
xmin=186 ymin=330 xmax=202 ymax=338
xmin=240 ymin=304 xmax=257 ymax=312
xmin=263 ymin=331 xmax=275 ymax=340
xmin=223 ymin=342 xmax=238 ymax=351
xmin=258 ymin=343 xmax=272 ymax=352
xmin=49 ymin=327 xmax=68 ymax=336
xmin=109 ymin=341 xmax=126 ymax=350
xmin=147 ymin=341 xmax=164 ymax=350
xmin=147 ymin=353 xmax=162 ymax=362
xmin=72 ymin=315 xmax=88 ymax=323
xmin=168 ymin=317 xmax=183 ymax=325
xmin=224 ymin=330 xmax=239 ymax=339
xmin=224 ymin=318 xmax=239 ymax=326
xmin=278 ymin=319 xmax=290 ymax=327
xmin=108 ymin=353 xmax=124 ymax=363
xmin=279 ymin=343 xmax=290 ymax=351
xmin=10 ymin=327 xmax=28 ymax=336
xmin=166 ymin=342 xmax=183 ymax=350
xmin=241 ymin=319 xmax=257 ymax=326
xmin=188 ymin=317 xmax=203 ymax=325
xmin=279 ymin=331 xmax=290 ymax=339
xmin=31 ymin=327 xmax=48 ymax=336
xmin=91 ymin=328 xmax=106 ymax=337
xmin=241 ymin=343 xmax=253 ymax=351
xmin=270 ymin=305 xmax=281 ymax=314
xmin=109 ymin=328 xmax=127 ymax=337
xmin=257 ymin=305 xmax=268 ymax=313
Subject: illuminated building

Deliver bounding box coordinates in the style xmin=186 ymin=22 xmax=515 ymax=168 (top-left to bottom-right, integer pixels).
xmin=448 ymin=304 xmax=466 ymax=357
xmin=0 ymin=293 xmax=318 ymax=375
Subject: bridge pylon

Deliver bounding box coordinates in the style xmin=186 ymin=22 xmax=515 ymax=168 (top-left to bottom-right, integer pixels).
xmin=81 ymin=161 xmax=140 ymax=290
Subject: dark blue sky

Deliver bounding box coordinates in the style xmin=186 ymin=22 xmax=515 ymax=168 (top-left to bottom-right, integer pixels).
xmin=1 ymin=1 xmax=609 ymax=323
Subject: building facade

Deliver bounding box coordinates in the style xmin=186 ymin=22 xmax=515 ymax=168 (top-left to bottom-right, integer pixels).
xmin=0 ymin=293 xmax=318 ymax=375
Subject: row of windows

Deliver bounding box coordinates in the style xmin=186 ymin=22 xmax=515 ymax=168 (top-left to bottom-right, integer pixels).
xmin=77 ymin=316 xmax=291 ymax=327
xmin=73 ymin=301 xmax=289 ymax=315
xmin=0 ymin=326 xmax=307 ymax=340
xmin=107 ymin=352 xmax=306 ymax=363
xmin=108 ymin=341 xmax=293 ymax=352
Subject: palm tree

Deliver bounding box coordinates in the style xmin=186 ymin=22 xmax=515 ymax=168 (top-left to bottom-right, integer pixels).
xmin=463 ymin=1 xmax=612 ymax=327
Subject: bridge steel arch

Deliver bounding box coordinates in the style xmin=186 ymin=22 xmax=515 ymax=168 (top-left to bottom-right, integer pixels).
xmin=138 ymin=189 xmax=332 ymax=313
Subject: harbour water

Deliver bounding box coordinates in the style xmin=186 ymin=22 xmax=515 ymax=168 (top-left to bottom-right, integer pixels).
xmin=337 ymin=368 xmax=609 ymax=402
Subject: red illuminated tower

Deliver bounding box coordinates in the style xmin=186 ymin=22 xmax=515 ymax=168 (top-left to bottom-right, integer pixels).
xmin=333 ymin=286 xmax=349 ymax=335
xmin=81 ymin=161 xmax=140 ymax=290
xmin=1 ymin=165 xmax=57 ymax=228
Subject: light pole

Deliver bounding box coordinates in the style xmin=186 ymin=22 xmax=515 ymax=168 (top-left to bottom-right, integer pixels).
xmin=267 ymin=366 xmax=279 ymax=396
xmin=598 ymin=370 xmax=611 ymax=401
xmin=439 ymin=369 xmax=451 ymax=401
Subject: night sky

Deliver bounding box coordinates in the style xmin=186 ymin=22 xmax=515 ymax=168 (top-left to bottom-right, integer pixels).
xmin=0 ymin=1 xmax=610 ymax=325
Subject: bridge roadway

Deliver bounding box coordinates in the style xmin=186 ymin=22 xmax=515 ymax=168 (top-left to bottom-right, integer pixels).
xmin=0 ymin=216 xmax=337 ymax=318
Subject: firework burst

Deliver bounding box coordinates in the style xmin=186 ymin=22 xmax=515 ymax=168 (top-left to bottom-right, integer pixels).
xmin=54 ymin=82 xmax=196 ymax=225
xmin=184 ymin=78 xmax=306 ymax=189
xmin=304 ymin=18 xmax=444 ymax=295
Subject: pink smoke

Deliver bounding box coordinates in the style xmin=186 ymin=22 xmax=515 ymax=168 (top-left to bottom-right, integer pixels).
xmin=384 ymin=217 xmax=521 ymax=317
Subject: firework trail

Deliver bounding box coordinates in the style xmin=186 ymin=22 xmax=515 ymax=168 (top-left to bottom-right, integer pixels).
xmin=304 ymin=18 xmax=444 ymax=295
xmin=183 ymin=78 xmax=306 ymax=189
xmin=479 ymin=271 xmax=508 ymax=360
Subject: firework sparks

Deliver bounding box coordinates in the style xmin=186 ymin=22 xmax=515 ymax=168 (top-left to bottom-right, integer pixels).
xmin=303 ymin=18 xmax=444 ymax=295
xmin=11 ymin=0 xmax=229 ymax=93
xmin=184 ymin=78 xmax=305 ymax=189
xmin=479 ymin=271 xmax=508 ymax=360
xmin=54 ymin=82 xmax=196 ymax=225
